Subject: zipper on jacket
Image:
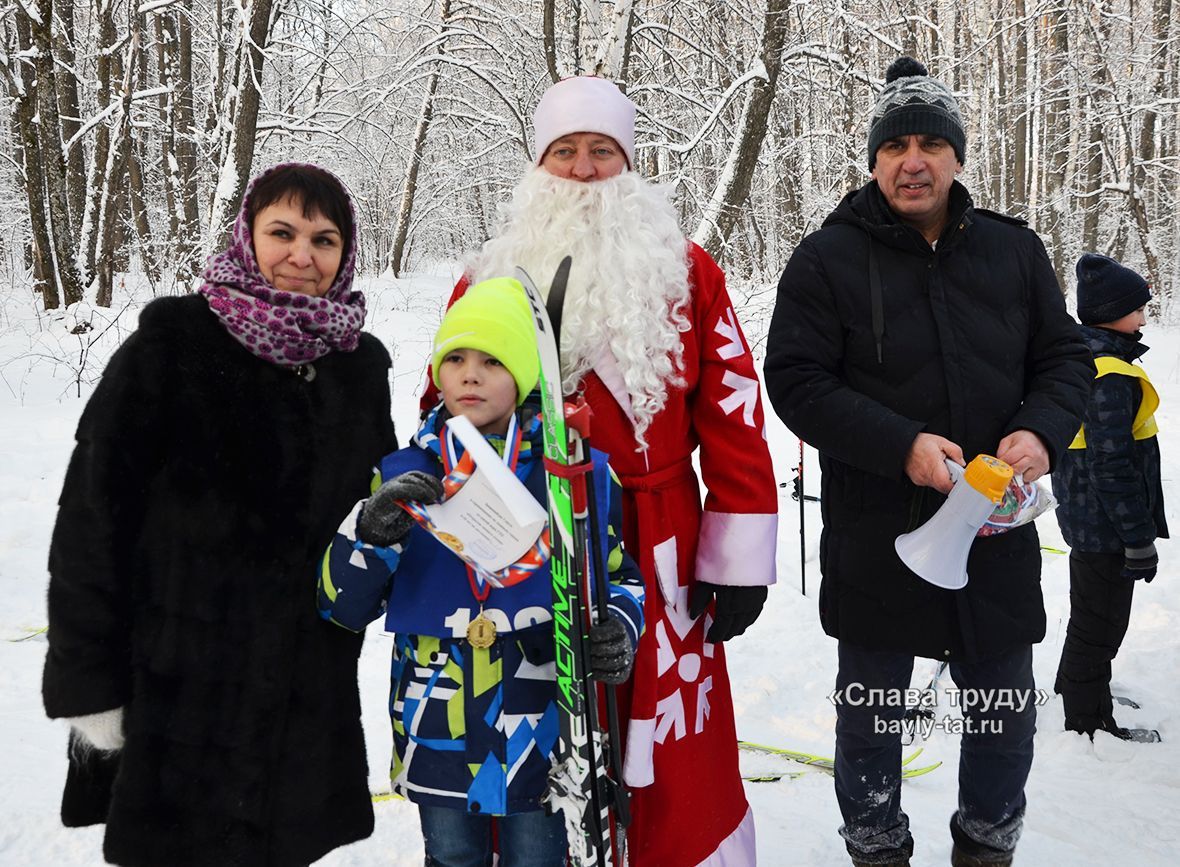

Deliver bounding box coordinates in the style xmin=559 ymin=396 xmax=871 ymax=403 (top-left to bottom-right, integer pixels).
xmin=860 ymin=226 xmax=889 ymax=364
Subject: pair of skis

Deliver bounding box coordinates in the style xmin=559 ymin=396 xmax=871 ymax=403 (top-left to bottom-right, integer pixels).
xmin=738 ymin=740 xmax=943 ymax=781
xmin=518 ymin=260 xmax=629 ymax=867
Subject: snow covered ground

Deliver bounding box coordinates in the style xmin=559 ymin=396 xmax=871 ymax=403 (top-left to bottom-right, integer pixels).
xmin=2 ymin=269 xmax=1178 ymax=865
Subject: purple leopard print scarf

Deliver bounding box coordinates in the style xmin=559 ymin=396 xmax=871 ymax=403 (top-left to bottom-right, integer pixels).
xmin=198 ymin=163 xmax=366 ymax=367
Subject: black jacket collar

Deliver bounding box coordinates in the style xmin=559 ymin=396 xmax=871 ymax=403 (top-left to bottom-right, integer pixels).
xmin=1083 ymin=325 xmax=1149 ymax=362
xmin=825 ymin=180 xmax=977 ymax=253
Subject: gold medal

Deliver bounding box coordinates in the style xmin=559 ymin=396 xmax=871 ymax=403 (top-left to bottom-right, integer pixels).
xmin=466 ymin=612 xmax=497 ymax=649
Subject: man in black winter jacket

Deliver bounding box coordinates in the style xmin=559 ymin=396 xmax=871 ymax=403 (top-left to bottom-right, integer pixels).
xmin=1052 ymin=253 xmax=1167 ymax=742
xmin=764 ymin=57 xmax=1093 ymax=867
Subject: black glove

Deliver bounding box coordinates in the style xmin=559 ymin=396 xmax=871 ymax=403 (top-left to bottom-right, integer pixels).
xmin=355 ymin=471 xmax=444 ymax=547
xmin=589 ymin=614 xmax=634 ymax=685
xmin=689 ymin=581 xmax=768 ymax=643
xmin=1122 ymin=542 xmax=1158 ymax=583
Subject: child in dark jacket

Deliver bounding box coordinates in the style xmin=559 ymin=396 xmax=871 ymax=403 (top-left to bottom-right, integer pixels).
xmin=1053 ymin=253 xmax=1168 ymax=741
xmin=317 ymin=277 xmax=644 ymax=864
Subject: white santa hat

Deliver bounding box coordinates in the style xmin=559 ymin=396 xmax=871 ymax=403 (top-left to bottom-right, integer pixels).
xmin=532 ymin=76 xmax=636 ymax=168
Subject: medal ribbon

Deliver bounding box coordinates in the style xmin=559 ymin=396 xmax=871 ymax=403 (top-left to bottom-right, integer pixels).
xmin=440 ymin=414 xmax=522 ymax=605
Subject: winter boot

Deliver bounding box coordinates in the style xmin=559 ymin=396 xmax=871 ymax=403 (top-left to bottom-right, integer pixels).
xmin=949 ymin=815 xmax=1015 ymax=866
xmin=848 ymin=838 xmax=913 ymax=867
xmin=1067 ymin=714 xmax=1161 ymax=743
xmin=850 ymin=854 xmax=910 ymax=867
xmin=950 ymin=845 xmax=1012 ymax=867
xmin=1096 ymin=716 xmax=1131 ymax=739
xmin=1097 ymin=715 xmax=1161 ymax=742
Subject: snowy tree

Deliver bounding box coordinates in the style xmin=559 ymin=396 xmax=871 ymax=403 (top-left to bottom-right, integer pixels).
xmin=0 ymin=0 xmax=1176 ymax=310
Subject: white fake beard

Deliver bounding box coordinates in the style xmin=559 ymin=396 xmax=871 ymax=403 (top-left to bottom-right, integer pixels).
xmin=470 ymin=167 xmax=692 ymax=447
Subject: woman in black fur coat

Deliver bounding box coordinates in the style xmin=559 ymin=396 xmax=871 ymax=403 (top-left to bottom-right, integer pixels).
xmin=41 ymin=164 xmax=397 ymax=866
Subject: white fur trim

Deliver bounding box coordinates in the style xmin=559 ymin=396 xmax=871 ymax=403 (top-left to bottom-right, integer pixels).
xmin=533 ymin=76 xmax=636 ymax=167
xmin=654 ymin=538 xmax=699 ymax=642
xmin=695 ymin=512 xmax=778 ymax=586
xmin=652 ymin=537 xmax=680 ymax=614
xmin=696 ymin=806 xmax=757 ymax=867
xmin=591 ymin=345 xmax=639 ymax=431
xmin=623 ymin=716 xmax=656 ymax=787
xmin=68 ymin=707 xmax=125 ymax=752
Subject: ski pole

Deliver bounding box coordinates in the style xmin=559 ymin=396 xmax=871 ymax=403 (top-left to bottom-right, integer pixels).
xmin=799 ymin=439 xmax=806 ymax=596
xmin=577 ymin=411 xmax=632 ymax=832
xmin=562 ymin=404 xmax=621 ymax=866
xmin=566 ymin=400 xmax=632 ymax=847
xmin=901 ymin=660 xmax=949 ymax=745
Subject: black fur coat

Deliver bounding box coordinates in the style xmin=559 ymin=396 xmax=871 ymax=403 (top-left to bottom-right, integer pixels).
xmin=42 ymin=294 xmax=397 ymax=866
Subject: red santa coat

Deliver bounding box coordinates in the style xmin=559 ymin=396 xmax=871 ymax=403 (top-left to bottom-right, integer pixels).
xmin=425 ymin=243 xmax=778 ymax=865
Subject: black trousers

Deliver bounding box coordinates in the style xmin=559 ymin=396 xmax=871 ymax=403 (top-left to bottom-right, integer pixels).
xmin=834 ymin=643 xmax=1035 ymax=861
xmin=1054 ymin=550 xmax=1136 ymax=730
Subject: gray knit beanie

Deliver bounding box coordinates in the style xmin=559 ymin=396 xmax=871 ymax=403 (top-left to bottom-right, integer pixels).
xmin=868 ymin=57 xmax=965 ymax=169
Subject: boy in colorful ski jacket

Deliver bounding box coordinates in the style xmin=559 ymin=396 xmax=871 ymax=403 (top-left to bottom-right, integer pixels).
xmin=317 ymin=277 xmax=644 ymax=863
xmin=1053 ymin=253 xmax=1168 ymax=740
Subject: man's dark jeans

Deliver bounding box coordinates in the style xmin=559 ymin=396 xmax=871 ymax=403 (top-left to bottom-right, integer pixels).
xmin=834 ymin=642 xmax=1036 ymax=862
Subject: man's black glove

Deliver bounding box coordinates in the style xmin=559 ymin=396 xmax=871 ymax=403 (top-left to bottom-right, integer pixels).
xmin=689 ymin=581 xmax=768 ymax=643
xmin=355 ymin=471 xmax=444 ymax=548
xmin=589 ymin=614 xmax=633 ymax=685
xmin=1122 ymin=542 xmax=1158 ymax=583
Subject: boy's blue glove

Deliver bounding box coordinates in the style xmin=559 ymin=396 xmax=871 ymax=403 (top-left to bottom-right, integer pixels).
xmin=356 ymin=471 xmax=444 ymax=548
xmin=589 ymin=614 xmax=633 ymax=685
xmin=1122 ymin=542 xmax=1158 ymax=583
xmin=689 ymin=581 xmax=768 ymax=643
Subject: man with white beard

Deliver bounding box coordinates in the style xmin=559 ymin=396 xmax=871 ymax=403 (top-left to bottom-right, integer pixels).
xmin=423 ymin=76 xmax=778 ymax=865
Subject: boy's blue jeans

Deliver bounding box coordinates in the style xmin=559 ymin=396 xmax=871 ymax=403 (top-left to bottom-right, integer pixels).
xmin=834 ymin=642 xmax=1036 ymax=862
xmin=419 ymin=805 xmax=567 ymax=867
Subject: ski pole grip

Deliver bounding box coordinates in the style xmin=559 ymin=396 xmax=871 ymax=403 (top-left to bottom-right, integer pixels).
xmin=564 ymin=399 xmax=593 ymax=438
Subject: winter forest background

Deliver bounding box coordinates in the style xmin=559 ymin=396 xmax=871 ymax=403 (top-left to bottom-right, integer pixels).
xmin=4 ymin=4 xmax=1180 ymax=863
xmin=2 ymin=0 xmax=1178 ymax=327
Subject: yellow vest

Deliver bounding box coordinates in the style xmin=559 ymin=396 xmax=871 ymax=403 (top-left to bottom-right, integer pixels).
xmin=1069 ymin=356 xmax=1159 ymax=449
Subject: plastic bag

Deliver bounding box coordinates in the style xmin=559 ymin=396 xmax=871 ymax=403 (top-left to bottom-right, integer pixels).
xmin=945 ymin=461 xmax=1057 ymax=537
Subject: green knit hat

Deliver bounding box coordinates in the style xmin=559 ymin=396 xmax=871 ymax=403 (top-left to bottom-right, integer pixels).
xmin=431 ymin=277 xmax=539 ymax=405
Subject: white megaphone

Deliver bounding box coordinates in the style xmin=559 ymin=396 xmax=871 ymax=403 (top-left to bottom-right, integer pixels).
xmin=894 ymin=454 xmax=1014 ymax=590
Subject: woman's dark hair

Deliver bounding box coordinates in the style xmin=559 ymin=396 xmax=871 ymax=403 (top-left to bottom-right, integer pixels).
xmin=245 ymin=164 xmax=354 ymax=252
